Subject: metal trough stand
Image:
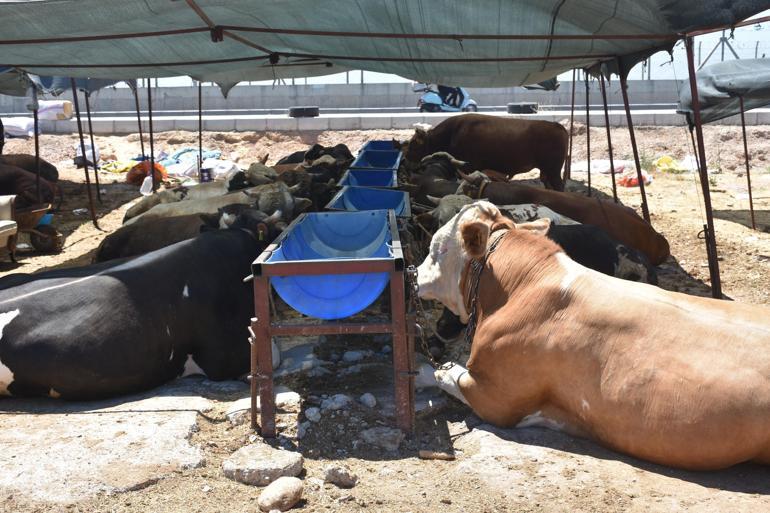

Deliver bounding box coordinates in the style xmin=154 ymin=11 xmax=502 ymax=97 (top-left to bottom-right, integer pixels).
xmin=249 ymin=210 xmax=415 ymax=438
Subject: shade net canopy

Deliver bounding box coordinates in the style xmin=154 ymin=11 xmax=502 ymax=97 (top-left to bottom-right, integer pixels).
xmin=678 ymin=58 xmax=770 ymax=126
xmin=0 ymin=1 xmax=767 ymax=87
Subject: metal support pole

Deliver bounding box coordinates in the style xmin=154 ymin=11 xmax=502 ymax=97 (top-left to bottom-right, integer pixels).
xmin=33 ymin=107 xmax=41 ymax=203
xmin=132 ymin=85 xmax=145 ymax=159
xmin=0 ymin=116 xmax=5 ymax=155
xmin=198 ymin=81 xmax=203 ymax=182
xmin=252 ymin=276 xmax=276 ymax=437
xmin=584 ymin=74 xmax=592 ymax=196
xmin=147 ymin=81 xmax=156 ymax=192
xmin=84 ymin=91 xmax=102 ymax=203
xmin=565 ymin=69 xmax=576 ymax=181
xmin=70 ymin=79 xmax=99 ymax=229
xmin=599 ymin=74 xmax=618 ymax=203
xmin=390 ymin=271 xmax=414 ymax=434
xmin=739 ymin=96 xmax=757 ymax=230
xmin=685 ymin=36 xmax=722 ymax=298
xmin=619 ymin=75 xmax=651 ymax=223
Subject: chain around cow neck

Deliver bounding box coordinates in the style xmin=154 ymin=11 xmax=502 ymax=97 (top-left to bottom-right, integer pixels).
xmin=462 ymin=227 xmax=509 ymax=347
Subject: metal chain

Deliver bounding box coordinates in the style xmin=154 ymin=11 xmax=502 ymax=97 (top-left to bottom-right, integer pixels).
xmin=405 ymin=265 xmax=455 ymax=370
xmin=463 ymin=230 xmax=507 ymax=347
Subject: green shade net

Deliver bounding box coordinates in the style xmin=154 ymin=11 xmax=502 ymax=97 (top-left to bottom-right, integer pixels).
xmin=0 ymin=0 xmax=766 ymax=86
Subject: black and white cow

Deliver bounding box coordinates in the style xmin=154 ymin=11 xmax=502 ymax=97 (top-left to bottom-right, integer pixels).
xmin=0 ymin=211 xmax=281 ymax=399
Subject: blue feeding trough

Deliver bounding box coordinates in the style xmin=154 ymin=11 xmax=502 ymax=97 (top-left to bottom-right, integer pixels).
xmin=361 ymin=140 xmax=397 ymax=152
xmin=350 ymin=150 xmax=402 ymax=171
xmin=261 ymin=210 xmax=398 ymax=320
xmin=326 ymin=187 xmax=411 ymax=217
xmin=337 ymin=168 xmax=397 ymax=188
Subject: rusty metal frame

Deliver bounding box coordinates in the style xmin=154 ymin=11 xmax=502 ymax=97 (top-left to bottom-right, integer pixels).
xmin=32 ymin=104 xmax=41 ymax=203
xmin=147 ymin=80 xmax=157 ymax=192
xmin=584 ymin=74 xmax=592 ymax=196
xmin=684 ymin=36 xmax=722 ymax=298
xmin=69 ymin=78 xmax=99 ymax=229
xmin=249 ymin=210 xmax=415 ymax=438
xmin=619 ymin=74 xmax=651 ymax=223
xmin=565 ymin=69 xmax=576 ymax=181
xmin=599 ymin=74 xmax=618 ymax=203
xmin=198 ymin=80 xmax=203 ymax=181
xmin=132 ymin=84 xmax=146 ymax=159
xmin=738 ymin=96 xmax=757 ymax=231
xmin=83 ymin=91 xmax=103 ymax=204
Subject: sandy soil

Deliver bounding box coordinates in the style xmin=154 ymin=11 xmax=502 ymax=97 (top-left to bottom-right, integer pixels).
xmin=1 ymin=125 xmax=770 ymax=513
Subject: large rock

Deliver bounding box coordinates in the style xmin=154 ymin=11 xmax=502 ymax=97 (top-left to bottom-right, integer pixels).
xmin=360 ymin=427 xmax=404 ymax=452
xmin=257 ymin=476 xmax=303 ymax=512
xmin=222 ymin=444 xmax=303 ymax=486
xmin=225 ymin=386 xmax=302 ymax=425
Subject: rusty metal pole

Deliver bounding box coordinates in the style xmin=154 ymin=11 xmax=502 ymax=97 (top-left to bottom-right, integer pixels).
xmin=132 ymin=84 xmax=145 ymax=158
xmin=739 ymin=96 xmax=757 ymax=231
xmin=565 ymin=68 xmax=577 ymax=181
xmin=84 ymin=91 xmax=103 ymax=203
xmin=147 ymin=80 xmax=156 ymax=192
xmin=685 ymin=36 xmax=722 ymax=299
xmin=70 ymin=79 xmax=99 ymax=229
xmin=33 ymin=106 xmax=41 ymax=203
xmin=599 ymin=73 xmax=618 ymax=203
xmin=198 ymin=80 xmax=203 ymax=182
xmin=390 ymin=271 xmax=414 ymax=434
xmin=584 ymin=74 xmax=592 ymax=196
xmin=619 ymin=74 xmax=651 ymax=223
xmin=253 ymin=276 xmax=276 ymax=437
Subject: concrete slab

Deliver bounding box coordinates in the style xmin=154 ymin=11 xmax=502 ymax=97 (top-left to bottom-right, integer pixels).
xmin=0 ymin=378 xmax=219 ymax=504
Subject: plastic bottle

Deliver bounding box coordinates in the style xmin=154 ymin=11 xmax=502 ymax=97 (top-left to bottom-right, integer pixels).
xmin=139 ymin=175 xmax=154 ymax=196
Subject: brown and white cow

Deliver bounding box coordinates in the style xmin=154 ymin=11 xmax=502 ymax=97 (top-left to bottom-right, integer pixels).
xmin=416 ymin=201 xmax=770 ymax=470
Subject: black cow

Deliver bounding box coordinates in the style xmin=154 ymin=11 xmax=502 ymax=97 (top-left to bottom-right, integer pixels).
xmin=276 ymin=150 xmax=306 ymax=165
xmin=304 ymin=143 xmax=354 ymax=166
xmin=0 ymin=211 xmax=281 ymax=399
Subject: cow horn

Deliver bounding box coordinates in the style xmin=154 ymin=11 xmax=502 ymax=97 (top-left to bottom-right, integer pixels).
xmin=267 ymin=209 xmax=283 ymax=222
xmin=426 ymin=195 xmax=441 ymax=206
xmin=449 ymin=157 xmax=470 ymax=170
xmin=456 ymin=169 xmax=473 ymax=182
xmin=260 ymin=153 xmax=269 ymax=164
xmin=288 ymin=183 xmax=302 ymax=194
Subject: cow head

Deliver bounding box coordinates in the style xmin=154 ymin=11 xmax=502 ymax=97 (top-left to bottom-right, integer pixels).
xmin=416 ymin=201 xmax=549 ymax=321
xmin=229 ymin=208 xmax=285 ymax=242
xmin=404 ymin=126 xmax=430 ymax=163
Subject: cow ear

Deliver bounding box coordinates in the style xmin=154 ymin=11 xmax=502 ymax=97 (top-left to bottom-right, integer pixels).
xmin=461 ymin=221 xmax=490 ymax=259
xmin=516 ymin=217 xmax=551 ymax=236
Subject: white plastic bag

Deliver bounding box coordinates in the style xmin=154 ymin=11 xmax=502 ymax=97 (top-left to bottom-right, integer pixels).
xmin=75 ymin=141 xmax=100 ymax=165
xmin=37 ymin=100 xmax=73 ymax=121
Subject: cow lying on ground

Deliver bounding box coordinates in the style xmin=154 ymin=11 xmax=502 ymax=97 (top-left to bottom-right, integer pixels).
xmin=0 ymin=154 xmax=59 ymax=182
xmin=458 ymin=170 xmax=670 ymax=265
xmin=0 ymin=164 xmax=56 ymax=209
xmin=404 ymin=114 xmax=568 ymax=190
xmin=124 ymin=182 xmax=310 ymax=226
xmin=417 ymin=201 xmax=770 ymax=470
xmin=95 ymin=207 xmax=282 ymax=263
xmin=0 ymin=210 xmax=282 ymax=399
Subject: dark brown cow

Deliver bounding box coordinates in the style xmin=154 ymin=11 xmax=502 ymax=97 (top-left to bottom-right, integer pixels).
xmin=404 ymin=114 xmax=568 ymax=190
xmin=0 ymin=154 xmax=59 ymax=182
xmin=457 ymin=171 xmax=669 ymax=265
xmin=0 ymin=164 xmax=56 ymax=209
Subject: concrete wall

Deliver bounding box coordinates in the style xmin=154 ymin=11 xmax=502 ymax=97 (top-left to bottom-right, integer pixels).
xmin=0 ymin=80 xmax=683 ymax=114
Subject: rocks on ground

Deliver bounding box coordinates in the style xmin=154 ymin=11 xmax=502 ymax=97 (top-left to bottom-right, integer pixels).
xmin=323 ymin=465 xmax=358 ymax=488
xmin=359 ymin=426 xmax=405 ymax=452
xmin=257 ymin=476 xmax=303 ymax=512
xmin=222 ymin=443 xmax=303 ymax=486
xmin=359 ymin=393 xmax=377 ymax=408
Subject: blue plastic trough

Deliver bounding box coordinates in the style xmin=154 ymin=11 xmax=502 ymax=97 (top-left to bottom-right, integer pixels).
xmin=337 ymin=168 xmax=398 ymax=188
xmin=326 ymin=187 xmax=411 ymax=218
xmin=361 ymin=140 xmax=397 ymax=152
xmin=262 ymin=210 xmax=398 ymax=320
xmin=349 ymin=150 xmax=402 ymax=171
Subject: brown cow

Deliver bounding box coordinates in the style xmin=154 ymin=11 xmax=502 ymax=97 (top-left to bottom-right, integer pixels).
xmin=404 ymin=114 xmax=568 ymax=191
xmin=0 ymin=164 xmax=55 ymax=209
xmin=0 ymin=154 xmax=59 ymax=182
xmin=416 ymin=201 xmax=770 ymax=470
xmin=457 ymin=171 xmax=669 ymax=265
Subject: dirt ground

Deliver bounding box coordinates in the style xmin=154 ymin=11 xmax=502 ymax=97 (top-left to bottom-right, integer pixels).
xmin=1 ymin=124 xmax=770 ymax=513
